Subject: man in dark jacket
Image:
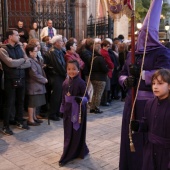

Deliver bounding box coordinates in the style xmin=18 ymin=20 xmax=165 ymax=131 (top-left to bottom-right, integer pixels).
xmin=45 ymin=35 xmax=66 ymax=121
xmin=0 ymin=28 xmax=31 ymax=135
xmin=17 ymin=20 xmax=29 ymax=43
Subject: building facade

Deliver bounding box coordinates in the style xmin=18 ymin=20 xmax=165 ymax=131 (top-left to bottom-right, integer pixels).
xmin=0 ymin=0 xmax=129 ymax=42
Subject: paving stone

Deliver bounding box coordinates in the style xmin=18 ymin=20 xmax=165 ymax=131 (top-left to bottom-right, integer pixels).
xmin=0 ymin=100 xmax=124 ymax=169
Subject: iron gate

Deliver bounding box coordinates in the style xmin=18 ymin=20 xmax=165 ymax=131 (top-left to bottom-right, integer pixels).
xmin=87 ymin=13 xmax=114 ymax=39
xmin=0 ymin=0 xmax=75 ymax=41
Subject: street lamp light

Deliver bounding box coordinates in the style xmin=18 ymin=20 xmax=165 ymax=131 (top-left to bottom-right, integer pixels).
xmin=135 ymin=22 xmax=142 ymax=35
xmin=137 ymin=22 xmax=142 ymax=30
xmin=165 ymin=22 xmax=170 ymax=41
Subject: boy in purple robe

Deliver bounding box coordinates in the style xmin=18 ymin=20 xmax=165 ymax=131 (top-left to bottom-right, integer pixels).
xmin=131 ymin=69 xmax=170 ymax=170
xmin=119 ymin=0 xmax=170 ymax=169
xmin=59 ymin=60 xmax=89 ymax=166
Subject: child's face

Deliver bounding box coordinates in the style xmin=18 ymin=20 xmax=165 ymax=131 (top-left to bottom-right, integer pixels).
xmin=67 ymin=63 xmax=79 ymax=78
xmin=152 ymin=75 xmax=170 ymax=100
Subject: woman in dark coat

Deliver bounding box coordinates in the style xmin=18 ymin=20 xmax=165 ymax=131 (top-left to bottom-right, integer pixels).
xmin=59 ymin=60 xmax=89 ymax=166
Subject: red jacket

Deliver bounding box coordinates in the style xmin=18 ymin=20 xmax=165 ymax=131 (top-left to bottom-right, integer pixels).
xmin=100 ymin=48 xmax=114 ymax=78
xmin=65 ymin=51 xmax=85 ymax=70
xmin=65 ymin=51 xmax=85 ymax=77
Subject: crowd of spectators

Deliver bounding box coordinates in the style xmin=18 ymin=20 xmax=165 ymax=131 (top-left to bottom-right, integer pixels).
xmin=0 ymin=19 xmax=130 ymax=135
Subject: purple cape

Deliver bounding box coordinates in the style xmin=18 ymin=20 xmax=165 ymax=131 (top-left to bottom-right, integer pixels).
xmin=142 ymin=97 xmax=170 ymax=170
xmin=59 ymin=76 xmax=89 ymax=165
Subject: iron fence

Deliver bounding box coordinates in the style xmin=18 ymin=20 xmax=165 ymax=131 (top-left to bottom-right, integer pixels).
xmin=87 ymin=13 xmax=114 ymax=39
xmin=0 ymin=0 xmax=75 ymax=41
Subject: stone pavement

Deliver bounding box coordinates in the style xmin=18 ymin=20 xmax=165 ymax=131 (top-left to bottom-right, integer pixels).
xmin=0 ymin=100 xmax=124 ymax=170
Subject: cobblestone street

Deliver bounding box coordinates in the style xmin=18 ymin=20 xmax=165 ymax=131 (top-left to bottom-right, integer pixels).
xmin=0 ymin=100 xmax=123 ymax=170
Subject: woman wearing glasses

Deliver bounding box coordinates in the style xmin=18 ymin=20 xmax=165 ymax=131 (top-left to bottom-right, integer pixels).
xmin=25 ymin=44 xmax=48 ymax=126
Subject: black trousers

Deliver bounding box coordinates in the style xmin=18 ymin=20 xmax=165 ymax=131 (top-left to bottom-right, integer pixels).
xmin=49 ymin=75 xmax=65 ymax=117
xmin=3 ymin=78 xmax=25 ymax=127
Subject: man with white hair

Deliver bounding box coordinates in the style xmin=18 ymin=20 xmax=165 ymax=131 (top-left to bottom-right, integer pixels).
xmin=45 ymin=35 xmax=66 ymax=121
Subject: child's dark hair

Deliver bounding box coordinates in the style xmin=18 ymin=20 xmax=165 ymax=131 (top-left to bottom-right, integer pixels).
xmin=152 ymin=68 xmax=170 ymax=84
xmin=67 ymin=60 xmax=80 ymax=70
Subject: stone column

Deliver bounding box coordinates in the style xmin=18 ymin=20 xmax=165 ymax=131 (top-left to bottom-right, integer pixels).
xmin=113 ymin=14 xmax=129 ymax=39
xmin=74 ymin=2 xmax=87 ymax=41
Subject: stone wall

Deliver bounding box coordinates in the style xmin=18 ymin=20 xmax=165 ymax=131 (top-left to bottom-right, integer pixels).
xmin=113 ymin=15 xmax=129 ymax=39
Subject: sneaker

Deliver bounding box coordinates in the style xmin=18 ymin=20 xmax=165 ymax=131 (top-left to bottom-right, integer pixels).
xmin=1 ymin=126 xmax=13 ymax=135
xmin=16 ymin=122 xmax=30 ymax=130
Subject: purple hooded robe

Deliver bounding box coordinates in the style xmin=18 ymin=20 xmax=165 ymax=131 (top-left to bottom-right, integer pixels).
xmin=142 ymin=97 xmax=170 ymax=170
xmin=119 ymin=0 xmax=170 ymax=169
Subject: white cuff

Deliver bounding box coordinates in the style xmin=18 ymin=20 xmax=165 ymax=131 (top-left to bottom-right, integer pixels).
xmin=142 ymin=70 xmax=145 ymax=80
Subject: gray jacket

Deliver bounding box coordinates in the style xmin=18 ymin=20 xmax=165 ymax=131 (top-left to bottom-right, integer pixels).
xmin=26 ymin=58 xmax=47 ymax=95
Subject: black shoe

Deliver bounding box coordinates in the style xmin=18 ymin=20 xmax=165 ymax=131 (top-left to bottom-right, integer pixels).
xmin=49 ymin=116 xmax=60 ymax=121
xmin=59 ymin=162 xmax=66 ymax=167
xmin=90 ymin=109 xmax=95 ymax=113
xmin=94 ymin=107 xmax=103 ymax=114
xmin=101 ymin=102 xmax=110 ymax=106
xmin=34 ymin=119 xmax=43 ymax=123
xmin=27 ymin=121 xmax=40 ymax=126
xmin=1 ymin=126 xmax=13 ymax=135
xmin=16 ymin=122 xmax=30 ymax=130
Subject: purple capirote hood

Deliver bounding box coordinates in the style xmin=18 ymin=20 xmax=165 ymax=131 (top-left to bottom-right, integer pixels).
xmin=135 ymin=0 xmax=165 ymax=53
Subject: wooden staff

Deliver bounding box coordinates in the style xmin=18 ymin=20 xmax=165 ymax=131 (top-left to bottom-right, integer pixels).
xmin=82 ymin=30 xmax=84 ymax=40
xmin=79 ymin=23 xmax=97 ymax=124
xmin=129 ymin=0 xmax=136 ymax=152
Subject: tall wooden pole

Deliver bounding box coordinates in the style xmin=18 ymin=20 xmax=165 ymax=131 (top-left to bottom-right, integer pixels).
xmin=129 ymin=0 xmax=136 ymax=152
xmin=131 ymin=0 xmax=135 ymax=120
